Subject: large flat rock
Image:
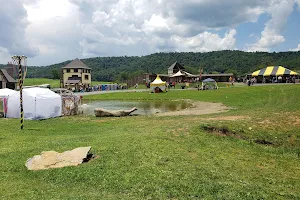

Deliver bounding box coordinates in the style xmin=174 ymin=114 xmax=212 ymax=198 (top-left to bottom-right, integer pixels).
xmin=25 ymin=146 xmax=91 ymax=170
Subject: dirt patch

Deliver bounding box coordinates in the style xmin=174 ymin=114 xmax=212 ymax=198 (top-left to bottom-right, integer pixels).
xmin=254 ymin=139 xmax=273 ymax=145
xmin=293 ymin=117 xmax=300 ymax=126
xmin=155 ymin=100 xmax=229 ymax=116
xmin=201 ymin=125 xmax=246 ymax=139
xmin=200 ymin=125 xmax=274 ymax=146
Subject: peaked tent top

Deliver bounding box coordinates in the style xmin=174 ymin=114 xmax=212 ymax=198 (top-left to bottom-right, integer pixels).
xmin=150 ymin=75 xmax=166 ymax=86
xmin=171 ymin=70 xmax=186 ymax=77
xmin=63 ymin=58 xmax=91 ymax=69
xmin=251 ymin=66 xmax=298 ymax=77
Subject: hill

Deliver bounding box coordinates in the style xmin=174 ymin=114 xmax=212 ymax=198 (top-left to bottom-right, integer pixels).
xmin=3 ymin=50 xmax=300 ymax=82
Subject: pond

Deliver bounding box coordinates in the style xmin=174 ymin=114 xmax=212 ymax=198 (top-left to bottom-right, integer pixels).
xmin=81 ymin=100 xmax=192 ymax=116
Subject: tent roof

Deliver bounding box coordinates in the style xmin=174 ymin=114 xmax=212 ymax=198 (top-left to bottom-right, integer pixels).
xmin=23 ymin=88 xmax=61 ymax=98
xmin=0 ymin=88 xmax=17 ymax=97
xmin=150 ymin=75 xmax=166 ymax=85
xmin=184 ymin=72 xmax=197 ymax=77
xmin=63 ymin=58 xmax=91 ymax=69
xmin=171 ymin=70 xmax=186 ymax=77
xmin=202 ymin=78 xmax=216 ymax=83
xmin=251 ymin=66 xmax=298 ymax=76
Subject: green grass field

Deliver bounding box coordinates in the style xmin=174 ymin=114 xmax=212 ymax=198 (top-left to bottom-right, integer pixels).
xmin=23 ymin=78 xmax=112 ymax=88
xmin=1 ymin=85 xmax=300 ymax=199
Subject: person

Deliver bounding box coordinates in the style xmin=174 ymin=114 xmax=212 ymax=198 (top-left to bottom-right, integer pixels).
xmin=247 ymin=79 xmax=251 ymax=86
xmin=292 ymin=76 xmax=296 ymax=84
xmin=278 ymin=76 xmax=282 ymax=83
xmin=134 ymin=83 xmax=138 ymax=89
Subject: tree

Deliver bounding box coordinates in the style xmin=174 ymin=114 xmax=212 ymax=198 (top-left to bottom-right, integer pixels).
xmin=51 ymin=69 xmax=60 ymax=79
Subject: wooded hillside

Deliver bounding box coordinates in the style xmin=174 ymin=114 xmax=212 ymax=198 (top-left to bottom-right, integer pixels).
xmin=2 ymin=50 xmax=300 ymax=82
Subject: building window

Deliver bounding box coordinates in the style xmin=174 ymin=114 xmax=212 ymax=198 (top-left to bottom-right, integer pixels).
xmin=74 ymin=69 xmax=78 ymax=72
xmin=66 ymin=69 xmax=70 ymax=73
xmin=85 ymin=75 xmax=89 ymax=80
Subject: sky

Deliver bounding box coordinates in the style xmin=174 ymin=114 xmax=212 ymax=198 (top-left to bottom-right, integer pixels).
xmin=0 ymin=0 xmax=300 ymax=66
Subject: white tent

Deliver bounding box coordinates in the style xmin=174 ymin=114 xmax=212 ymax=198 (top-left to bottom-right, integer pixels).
xmin=6 ymin=88 xmax=62 ymax=120
xmin=171 ymin=70 xmax=186 ymax=77
xmin=0 ymin=89 xmax=18 ymax=117
xmin=0 ymin=88 xmax=18 ymax=97
xmin=201 ymin=78 xmax=218 ymax=90
xmin=150 ymin=75 xmax=167 ymax=93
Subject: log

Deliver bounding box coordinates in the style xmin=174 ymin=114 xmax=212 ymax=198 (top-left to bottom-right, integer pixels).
xmin=94 ymin=107 xmax=137 ymax=117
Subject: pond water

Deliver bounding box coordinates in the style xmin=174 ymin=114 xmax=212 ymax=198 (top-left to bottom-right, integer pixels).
xmin=81 ymin=100 xmax=192 ymax=116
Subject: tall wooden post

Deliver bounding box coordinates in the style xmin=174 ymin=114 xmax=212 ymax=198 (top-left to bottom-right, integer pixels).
xmin=12 ymin=55 xmax=27 ymax=130
xmin=18 ymin=57 xmax=24 ymax=129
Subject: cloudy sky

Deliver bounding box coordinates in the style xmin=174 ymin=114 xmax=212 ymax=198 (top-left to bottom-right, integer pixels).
xmin=1 ymin=0 xmax=300 ymax=66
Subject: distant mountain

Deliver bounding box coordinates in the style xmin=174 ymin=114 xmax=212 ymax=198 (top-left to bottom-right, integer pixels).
xmin=4 ymin=50 xmax=300 ymax=82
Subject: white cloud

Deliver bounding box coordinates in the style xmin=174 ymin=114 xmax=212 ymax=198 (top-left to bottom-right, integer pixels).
xmin=170 ymin=29 xmax=237 ymax=52
xmin=0 ymin=0 xmax=298 ymax=65
xmin=142 ymin=14 xmax=170 ymax=34
xmin=24 ymin=0 xmax=82 ymax=65
xmin=24 ymin=0 xmax=74 ymax=22
xmin=0 ymin=0 xmax=37 ymax=58
xmin=296 ymin=0 xmax=300 ymax=10
xmin=289 ymin=44 xmax=300 ymax=51
xmin=248 ymin=0 xmax=294 ymax=52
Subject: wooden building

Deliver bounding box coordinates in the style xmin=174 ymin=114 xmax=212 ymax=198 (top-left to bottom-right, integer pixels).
xmin=0 ymin=64 xmax=17 ymax=89
xmin=168 ymin=61 xmax=185 ymax=75
xmin=62 ymin=58 xmax=91 ymax=91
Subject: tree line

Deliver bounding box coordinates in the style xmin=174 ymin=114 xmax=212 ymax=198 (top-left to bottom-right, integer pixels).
xmin=2 ymin=50 xmax=300 ymax=82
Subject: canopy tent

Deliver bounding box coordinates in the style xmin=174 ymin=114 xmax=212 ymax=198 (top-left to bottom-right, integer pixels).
xmin=0 ymin=89 xmax=18 ymax=117
xmin=202 ymin=78 xmax=216 ymax=83
xmin=251 ymin=66 xmax=298 ymax=77
xmin=6 ymin=88 xmax=62 ymax=120
xmin=170 ymin=70 xmax=186 ymax=77
xmin=150 ymin=75 xmax=167 ymax=93
xmin=201 ymin=78 xmax=218 ymax=90
xmin=0 ymin=88 xmax=17 ymax=97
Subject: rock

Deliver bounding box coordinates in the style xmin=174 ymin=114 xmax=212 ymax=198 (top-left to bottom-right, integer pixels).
xmin=94 ymin=107 xmax=137 ymax=117
xmin=25 ymin=146 xmax=92 ymax=170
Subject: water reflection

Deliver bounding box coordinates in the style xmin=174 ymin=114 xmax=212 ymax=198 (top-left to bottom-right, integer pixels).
xmin=81 ymin=100 xmax=192 ymax=116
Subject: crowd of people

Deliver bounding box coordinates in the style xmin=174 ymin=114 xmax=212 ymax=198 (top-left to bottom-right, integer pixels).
xmin=245 ymin=75 xmax=297 ymax=86
xmin=74 ymin=84 xmax=127 ymax=93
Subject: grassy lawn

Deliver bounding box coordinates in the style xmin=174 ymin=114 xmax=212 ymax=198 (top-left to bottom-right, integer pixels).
xmin=23 ymin=78 xmax=113 ymax=88
xmin=1 ymin=85 xmax=300 ymax=199
xmin=24 ymin=78 xmax=61 ymax=88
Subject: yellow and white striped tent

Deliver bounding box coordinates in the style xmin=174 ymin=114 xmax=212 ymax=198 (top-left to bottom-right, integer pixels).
xmin=251 ymin=66 xmax=298 ymax=77
xmin=150 ymin=75 xmax=167 ymax=92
